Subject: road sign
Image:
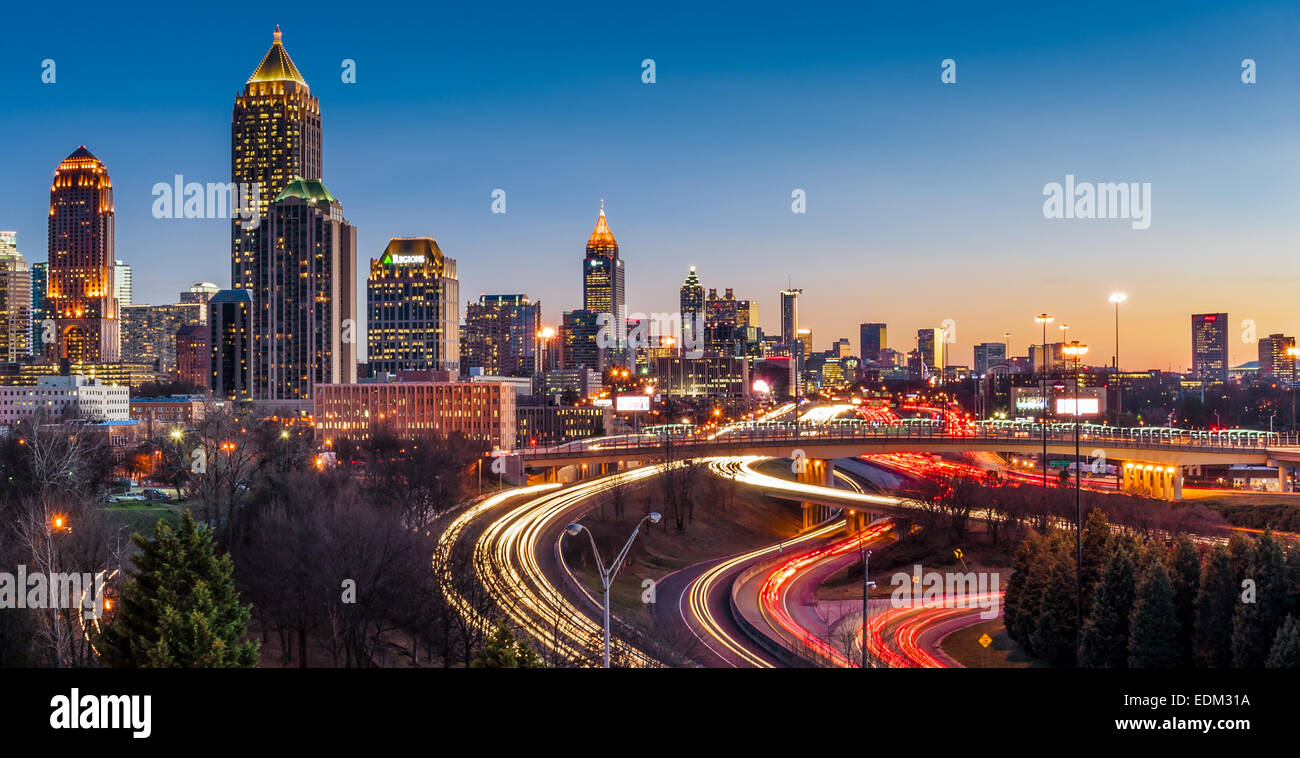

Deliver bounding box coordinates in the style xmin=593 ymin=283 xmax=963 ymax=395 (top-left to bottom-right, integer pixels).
xmin=978 ymin=633 xmax=993 ymax=648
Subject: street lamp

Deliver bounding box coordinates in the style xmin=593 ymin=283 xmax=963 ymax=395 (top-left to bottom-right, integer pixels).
xmin=1035 ymin=314 xmax=1054 ymax=501
xmin=565 ymin=511 xmax=662 ymax=668
xmin=859 ymin=543 xmax=872 ymax=669
xmin=1288 ymin=346 xmax=1300 ymax=437
xmin=1063 ymin=339 xmax=1088 ymax=654
xmin=1109 ymin=292 xmax=1126 ymax=423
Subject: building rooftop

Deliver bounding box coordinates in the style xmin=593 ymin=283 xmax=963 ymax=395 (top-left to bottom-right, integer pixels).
xmin=247 ymin=26 xmax=308 ymax=87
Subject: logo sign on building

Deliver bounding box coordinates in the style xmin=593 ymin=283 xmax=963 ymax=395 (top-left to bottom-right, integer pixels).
xmin=615 ymin=395 xmax=650 ymax=412
xmin=592 ymin=397 xmax=613 ymax=407
xmin=1015 ymin=396 xmax=1045 ymax=411
xmin=389 ymin=254 xmax=424 ymax=265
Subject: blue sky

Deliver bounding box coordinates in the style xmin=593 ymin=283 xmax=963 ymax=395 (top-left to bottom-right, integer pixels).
xmin=0 ymin=0 xmax=1296 ymax=369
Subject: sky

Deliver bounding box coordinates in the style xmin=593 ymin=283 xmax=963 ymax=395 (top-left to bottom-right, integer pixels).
xmin=0 ymin=0 xmax=1296 ymax=370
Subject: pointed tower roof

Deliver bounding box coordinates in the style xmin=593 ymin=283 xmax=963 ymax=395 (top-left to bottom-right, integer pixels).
xmin=587 ymin=199 xmax=617 ymax=248
xmin=275 ymin=177 xmax=336 ymax=204
xmin=248 ymin=26 xmax=308 ymax=86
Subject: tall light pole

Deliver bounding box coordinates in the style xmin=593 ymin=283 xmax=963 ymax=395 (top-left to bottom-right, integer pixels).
xmin=1035 ymin=314 xmax=1054 ymax=502
xmin=860 ymin=542 xmax=872 ymax=669
xmin=565 ymin=512 xmax=662 ymax=668
xmin=1288 ymin=346 xmax=1300 ymax=437
xmin=1063 ymin=339 xmax=1088 ymax=655
xmin=1109 ymin=293 xmax=1126 ymax=425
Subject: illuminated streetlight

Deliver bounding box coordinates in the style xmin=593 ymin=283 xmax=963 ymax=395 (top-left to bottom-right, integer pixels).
xmin=1034 ymin=314 xmax=1054 ymax=501
xmin=564 ymin=512 xmax=662 ymax=668
xmin=1063 ymin=339 xmax=1088 ymax=652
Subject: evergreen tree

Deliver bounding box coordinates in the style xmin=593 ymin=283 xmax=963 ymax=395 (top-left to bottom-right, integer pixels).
xmin=1265 ymin=615 xmax=1300 ymax=668
xmin=97 ymin=512 xmax=259 ymax=668
xmin=1030 ymin=555 xmax=1078 ymax=667
xmin=1231 ymin=532 xmax=1294 ymax=668
xmin=1193 ymin=545 xmax=1236 ymax=668
xmin=1079 ymin=546 xmax=1136 ymax=668
xmin=472 ymin=622 xmax=543 ymax=668
xmin=1168 ymin=534 xmax=1201 ymax=667
xmin=1079 ymin=508 xmax=1111 ymax=617
xmin=1004 ymin=531 xmax=1045 ymax=651
xmin=1128 ymin=560 xmax=1180 ymax=668
xmin=1226 ymin=532 xmax=1255 ymax=588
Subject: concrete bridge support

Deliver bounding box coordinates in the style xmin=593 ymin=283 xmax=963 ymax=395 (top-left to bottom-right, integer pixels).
xmin=798 ymin=458 xmax=836 ymax=530
xmin=1120 ymin=462 xmax=1182 ymax=501
xmin=1279 ymin=465 xmax=1291 ymax=493
xmin=843 ymin=509 xmax=875 ymax=535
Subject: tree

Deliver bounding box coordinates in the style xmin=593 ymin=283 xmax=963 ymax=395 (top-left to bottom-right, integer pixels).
xmin=1266 ymin=615 xmax=1300 ymax=668
xmin=472 ymin=622 xmax=543 ymax=668
xmin=1193 ymin=545 xmax=1237 ymax=668
xmin=1128 ymin=561 xmax=1180 ymax=668
xmin=1168 ymin=534 xmax=1201 ymax=667
xmin=1231 ymin=532 xmax=1294 ymax=668
xmin=1030 ymin=553 xmax=1077 ymax=667
xmin=96 ymin=511 xmax=259 ymax=668
xmin=1079 ymin=508 xmax=1111 ymax=616
xmin=1079 ymin=546 xmax=1136 ymax=668
xmin=1003 ymin=531 xmax=1044 ymax=651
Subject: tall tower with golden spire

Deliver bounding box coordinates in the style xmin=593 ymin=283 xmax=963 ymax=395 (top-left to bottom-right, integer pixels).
xmin=582 ymin=199 xmax=625 ymax=352
xmin=47 ymin=146 xmax=118 ymax=363
xmin=231 ymin=26 xmax=322 ymax=289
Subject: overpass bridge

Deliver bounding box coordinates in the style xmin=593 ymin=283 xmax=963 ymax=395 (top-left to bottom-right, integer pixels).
xmin=514 ymin=420 xmax=1300 ymax=500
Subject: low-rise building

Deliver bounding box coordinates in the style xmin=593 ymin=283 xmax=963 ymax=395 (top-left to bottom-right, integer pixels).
xmin=0 ymin=375 xmax=130 ymax=423
xmin=314 ymin=379 xmax=515 ymax=449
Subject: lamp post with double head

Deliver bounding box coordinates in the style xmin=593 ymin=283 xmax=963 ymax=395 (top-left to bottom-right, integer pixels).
xmin=565 ymin=512 xmax=662 ymax=668
xmin=1109 ymin=293 xmax=1126 ymax=424
xmin=1035 ymin=314 xmax=1054 ymax=502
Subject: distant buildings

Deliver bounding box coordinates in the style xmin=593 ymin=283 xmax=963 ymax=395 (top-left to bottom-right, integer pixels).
xmin=1192 ymin=313 xmax=1229 ymax=382
xmin=1258 ymin=333 xmax=1296 ymax=383
xmin=779 ymin=288 xmax=800 ymax=346
xmin=367 ymin=237 xmax=459 ymax=376
xmin=114 ymin=260 xmax=132 ymax=307
xmin=30 ymin=261 xmax=46 ymax=354
xmin=705 ymin=287 xmax=757 ymax=356
xmin=180 ymin=282 xmax=220 ymax=305
xmin=859 ymin=323 xmax=886 ymax=361
xmin=0 ymin=232 xmax=31 ymax=361
xmin=121 ymin=303 xmax=205 ymax=374
xmin=561 ymin=309 xmax=601 ymax=371
xmin=175 ymin=324 xmax=209 ymax=389
xmin=47 ymin=147 xmax=119 ymax=363
xmin=916 ymin=328 xmax=946 ymax=378
xmin=974 ymin=342 xmax=1007 ymax=375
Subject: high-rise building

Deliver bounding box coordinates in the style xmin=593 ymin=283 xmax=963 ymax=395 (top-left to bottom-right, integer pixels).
xmin=463 ymin=294 xmax=540 ymax=377
xmin=367 ymin=237 xmax=459 ymax=376
xmin=974 ymin=342 xmax=1008 ymax=375
xmin=231 ymin=27 xmax=322 ymax=289
xmin=679 ymin=266 xmax=703 ymax=349
xmin=175 ymin=324 xmax=210 ymax=389
xmin=1258 ymin=333 xmax=1296 ymax=384
xmin=180 ymin=282 xmax=220 ymax=305
xmin=917 ymin=328 xmax=946 ymax=378
xmin=831 ymin=338 xmax=852 ymax=358
xmin=860 ymin=323 xmax=886 ymax=361
xmin=582 ymin=201 xmax=624 ymax=352
xmin=253 ymin=178 xmax=357 ymax=399
xmin=0 ymin=232 xmax=31 ymax=361
xmin=779 ymin=288 xmax=801 ymax=345
xmin=796 ymin=327 xmax=813 ymax=359
xmin=1192 ymin=313 xmax=1228 ymax=382
xmin=704 ymin=287 xmax=755 ymax=355
xmin=209 ymin=289 xmax=253 ymax=402
xmin=47 ymin=147 xmax=119 ymax=363
xmin=30 ymin=261 xmax=47 ymax=354
xmin=114 ymin=260 xmax=132 ymax=307
xmin=120 ymin=303 xmax=205 ymax=374
xmin=561 ymin=309 xmax=601 ymax=371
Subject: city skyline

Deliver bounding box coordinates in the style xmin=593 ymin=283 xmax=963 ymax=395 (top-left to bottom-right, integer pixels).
xmin=0 ymin=3 xmax=1295 ymax=371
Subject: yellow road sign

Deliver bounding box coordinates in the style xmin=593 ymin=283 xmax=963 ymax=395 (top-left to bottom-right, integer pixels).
xmin=978 ymin=633 xmax=993 ymax=648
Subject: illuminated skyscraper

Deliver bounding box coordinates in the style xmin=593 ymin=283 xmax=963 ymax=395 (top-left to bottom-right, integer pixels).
xmin=209 ymin=289 xmax=253 ymax=402
xmin=231 ymin=26 xmax=322 ymax=290
xmin=367 ymin=237 xmax=459 ymax=375
xmin=0 ymin=232 xmax=31 ymax=361
xmin=679 ymin=266 xmax=703 ymax=348
xmin=47 ymin=146 xmax=119 ymax=363
xmin=255 ymin=178 xmax=357 ymax=399
xmin=582 ymin=201 xmax=624 ymax=352
xmin=114 ymin=260 xmax=132 ymax=307
xmin=30 ymin=261 xmax=46 ymax=353
xmin=1191 ymin=313 xmax=1228 ymax=382
xmin=917 ymin=328 xmax=946 ymax=378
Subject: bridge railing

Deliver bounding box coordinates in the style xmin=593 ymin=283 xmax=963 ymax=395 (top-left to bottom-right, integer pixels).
xmin=515 ymin=419 xmax=1300 ymax=459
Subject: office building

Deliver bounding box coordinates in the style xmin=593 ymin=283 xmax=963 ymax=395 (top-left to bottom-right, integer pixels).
xmin=367 ymin=237 xmax=459 ymax=375
xmin=314 ymin=379 xmax=515 ymax=449
xmin=0 ymin=375 xmax=129 ymax=423
xmin=0 ymin=233 xmax=31 ymax=361
xmin=47 ymin=147 xmax=119 ymax=363
xmin=1192 ymin=313 xmax=1229 ymax=382
xmin=860 ymin=323 xmax=886 ymax=362
xmin=679 ymin=266 xmax=704 ymax=350
xmin=974 ymin=342 xmax=1008 ymax=375
xmin=462 ymin=294 xmax=539 ymax=377
xmin=121 ymin=303 xmax=205 ymax=374
xmin=209 ymin=289 xmax=253 ymax=402
xmin=175 ymin=324 xmax=210 ymax=389
xmin=1258 ymin=333 xmax=1296 ymax=384
xmin=582 ymin=201 xmax=625 ymax=351
xmin=114 ymin=260 xmax=132 ymax=307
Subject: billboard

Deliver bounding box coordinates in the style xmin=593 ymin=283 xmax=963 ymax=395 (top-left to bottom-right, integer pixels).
xmin=1055 ymin=398 xmax=1099 ymax=416
xmin=615 ymin=395 xmax=650 ymax=412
